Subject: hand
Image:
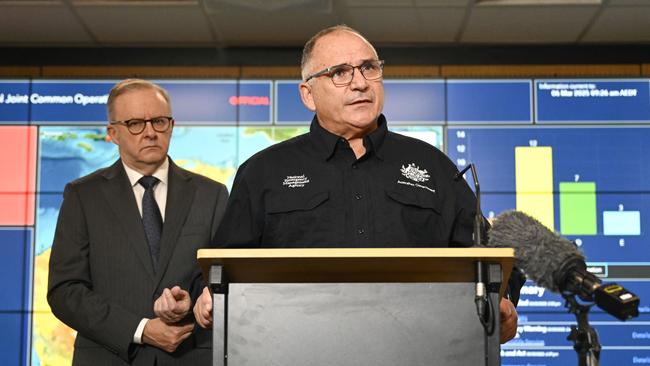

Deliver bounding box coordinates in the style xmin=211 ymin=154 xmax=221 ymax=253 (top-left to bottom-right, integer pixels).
xmin=142 ymin=318 xmax=194 ymax=353
xmin=154 ymin=286 xmax=191 ymax=324
xmin=499 ymin=297 xmax=518 ymax=343
xmin=193 ymin=286 xmax=213 ymax=329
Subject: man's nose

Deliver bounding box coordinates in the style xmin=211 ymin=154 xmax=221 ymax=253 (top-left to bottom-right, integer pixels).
xmin=142 ymin=121 xmax=157 ymax=137
xmin=349 ymin=68 xmax=369 ymax=90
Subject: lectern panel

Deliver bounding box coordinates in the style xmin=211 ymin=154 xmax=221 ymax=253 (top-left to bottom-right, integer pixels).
xmin=226 ymin=283 xmax=486 ymax=366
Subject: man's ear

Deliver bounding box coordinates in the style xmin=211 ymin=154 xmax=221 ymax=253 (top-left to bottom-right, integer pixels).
xmin=299 ymin=82 xmax=316 ymax=112
xmin=107 ymin=125 xmax=120 ymax=146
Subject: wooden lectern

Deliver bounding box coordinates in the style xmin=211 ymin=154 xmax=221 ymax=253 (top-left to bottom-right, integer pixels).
xmin=198 ymin=248 xmax=514 ymax=366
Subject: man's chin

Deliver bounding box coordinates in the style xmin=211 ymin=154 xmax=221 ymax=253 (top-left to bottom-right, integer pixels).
xmin=347 ymin=114 xmax=379 ymax=130
xmin=138 ymin=150 xmax=167 ymax=163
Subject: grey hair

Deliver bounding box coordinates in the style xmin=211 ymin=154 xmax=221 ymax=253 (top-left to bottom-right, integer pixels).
xmin=107 ymin=79 xmax=171 ymax=121
xmin=300 ymin=25 xmax=378 ymax=81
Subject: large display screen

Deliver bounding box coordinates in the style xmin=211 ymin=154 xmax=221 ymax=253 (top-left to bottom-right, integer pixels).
xmin=1 ymin=78 xmax=648 ymax=366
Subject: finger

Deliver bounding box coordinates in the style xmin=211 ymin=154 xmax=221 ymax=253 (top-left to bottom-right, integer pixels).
xmin=172 ymin=290 xmax=190 ymax=306
xmin=175 ymin=289 xmax=191 ymax=301
xmin=194 ymin=305 xmax=212 ymax=328
xmin=202 ymin=286 xmax=211 ymax=298
xmin=170 ymin=286 xmax=182 ymax=298
xmin=154 ymin=297 xmax=162 ymax=315
xmin=197 ymin=316 xmax=212 ymax=328
xmin=179 ymin=330 xmax=193 ymax=342
xmin=158 ymin=295 xmax=171 ymax=319
xmin=201 ymin=308 xmax=213 ymax=324
xmin=165 ymin=289 xmax=179 ymax=311
xmin=165 ymin=288 xmax=176 ymax=305
xmin=194 ymin=287 xmax=214 ymax=328
xmin=499 ymin=298 xmax=512 ymax=318
xmin=179 ymin=322 xmax=195 ymax=333
xmin=202 ymin=289 xmax=213 ymax=312
xmin=158 ymin=289 xmax=170 ymax=310
xmin=173 ymin=301 xmax=191 ymax=317
xmin=172 ymin=328 xmax=194 ymax=350
xmin=499 ymin=303 xmax=518 ymax=343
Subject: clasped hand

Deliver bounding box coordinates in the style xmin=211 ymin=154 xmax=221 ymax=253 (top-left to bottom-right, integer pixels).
xmin=143 ymin=286 xmax=194 ymax=353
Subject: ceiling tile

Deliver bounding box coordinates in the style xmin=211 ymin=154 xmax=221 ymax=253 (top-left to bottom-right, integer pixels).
xmin=0 ymin=4 xmax=93 ymax=44
xmin=607 ymin=0 xmax=650 ymax=5
xmin=417 ymin=7 xmax=467 ymax=42
xmin=414 ymin=0 xmax=469 ymax=6
xmin=340 ymin=8 xmax=422 ymax=43
xmin=343 ymin=0 xmax=414 ymax=7
xmin=0 ymin=1 xmax=649 ymax=47
xmin=583 ymin=6 xmax=650 ymax=42
xmin=75 ymin=4 xmax=214 ymax=45
xmin=207 ymin=10 xmax=337 ymax=46
xmin=462 ymin=6 xmax=599 ymax=43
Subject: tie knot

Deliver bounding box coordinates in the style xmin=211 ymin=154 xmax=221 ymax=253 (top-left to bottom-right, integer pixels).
xmin=138 ymin=176 xmax=159 ymax=190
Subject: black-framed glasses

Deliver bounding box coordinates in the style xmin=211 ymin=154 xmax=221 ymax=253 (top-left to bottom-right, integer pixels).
xmin=304 ymin=59 xmax=385 ymax=86
xmin=110 ymin=116 xmax=173 ymax=135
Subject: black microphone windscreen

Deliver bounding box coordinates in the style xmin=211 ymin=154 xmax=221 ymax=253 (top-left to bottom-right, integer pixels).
xmin=487 ymin=210 xmax=585 ymax=293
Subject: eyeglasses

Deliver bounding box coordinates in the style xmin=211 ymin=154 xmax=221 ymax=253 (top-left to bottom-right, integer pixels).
xmin=110 ymin=116 xmax=173 ymax=135
xmin=304 ymin=60 xmax=385 ymax=87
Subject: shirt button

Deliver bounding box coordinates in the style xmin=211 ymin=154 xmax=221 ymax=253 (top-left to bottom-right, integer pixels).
xmin=355 ymin=194 xmax=362 ymax=200
xmin=352 ymin=164 xmax=358 ymax=169
xmin=357 ymin=228 xmax=365 ymax=235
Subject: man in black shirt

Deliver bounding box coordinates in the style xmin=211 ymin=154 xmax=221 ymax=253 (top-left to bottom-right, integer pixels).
xmin=195 ymin=25 xmax=521 ymax=343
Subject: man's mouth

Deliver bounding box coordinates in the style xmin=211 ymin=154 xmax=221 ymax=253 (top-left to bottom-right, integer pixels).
xmin=348 ymin=98 xmax=372 ymax=105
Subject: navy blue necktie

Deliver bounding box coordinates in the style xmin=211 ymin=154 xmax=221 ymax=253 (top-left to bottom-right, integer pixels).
xmin=139 ymin=176 xmax=162 ymax=272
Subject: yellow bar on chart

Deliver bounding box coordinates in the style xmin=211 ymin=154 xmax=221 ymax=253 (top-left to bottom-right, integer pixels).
xmin=515 ymin=146 xmax=554 ymax=231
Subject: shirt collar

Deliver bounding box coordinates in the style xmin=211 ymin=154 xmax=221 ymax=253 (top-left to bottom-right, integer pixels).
xmin=309 ymin=114 xmax=388 ymax=161
xmin=122 ymin=157 xmax=170 ymax=188
xmin=365 ymin=114 xmax=387 ymax=160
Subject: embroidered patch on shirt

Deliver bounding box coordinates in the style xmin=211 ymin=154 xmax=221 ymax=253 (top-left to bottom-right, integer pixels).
xmin=283 ymin=174 xmax=310 ymax=188
xmin=398 ymin=163 xmax=435 ymax=193
xmin=397 ymin=180 xmax=436 ymax=193
xmin=401 ymin=163 xmax=430 ymax=183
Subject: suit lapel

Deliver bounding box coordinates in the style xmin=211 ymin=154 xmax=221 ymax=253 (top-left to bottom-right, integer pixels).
xmin=101 ymin=160 xmax=155 ymax=280
xmin=153 ymin=160 xmax=196 ymax=288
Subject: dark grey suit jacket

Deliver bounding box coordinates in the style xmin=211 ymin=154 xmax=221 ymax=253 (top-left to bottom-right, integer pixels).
xmin=47 ymin=158 xmax=228 ymax=366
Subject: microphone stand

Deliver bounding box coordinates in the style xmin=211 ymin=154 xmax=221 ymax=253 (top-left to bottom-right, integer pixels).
xmin=563 ymin=294 xmax=601 ymax=366
xmin=456 ymin=164 xmax=500 ymax=366
xmin=456 ymin=163 xmax=483 ymax=244
xmin=456 ymin=165 xmax=488 ymax=322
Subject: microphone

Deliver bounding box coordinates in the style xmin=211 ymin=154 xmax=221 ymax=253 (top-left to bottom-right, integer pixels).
xmin=487 ymin=210 xmax=639 ymax=321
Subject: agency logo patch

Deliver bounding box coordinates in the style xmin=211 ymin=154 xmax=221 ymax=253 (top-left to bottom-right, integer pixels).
xmin=283 ymin=174 xmax=310 ymax=188
xmin=400 ymin=163 xmax=430 ymax=183
xmin=398 ymin=163 xmax=435 ymax=193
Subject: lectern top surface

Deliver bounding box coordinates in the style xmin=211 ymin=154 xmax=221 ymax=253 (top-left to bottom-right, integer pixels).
xmin=198 ymin=248 xmax=514 ymax=295
xmin=198 ymin=247 xmax=514 ymax=259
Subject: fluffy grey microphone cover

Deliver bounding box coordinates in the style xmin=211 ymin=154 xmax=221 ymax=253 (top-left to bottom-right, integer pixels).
xmin=487 ymin=210 xmax=585 ymax=293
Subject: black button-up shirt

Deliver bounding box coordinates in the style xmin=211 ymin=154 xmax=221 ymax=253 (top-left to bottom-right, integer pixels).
xmin=215 ymin=114 xmax=479 ymax=248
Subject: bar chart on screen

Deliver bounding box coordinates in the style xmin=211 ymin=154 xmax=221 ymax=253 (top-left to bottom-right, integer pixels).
xmin=447 ymin=126 xmax=650 ymax=263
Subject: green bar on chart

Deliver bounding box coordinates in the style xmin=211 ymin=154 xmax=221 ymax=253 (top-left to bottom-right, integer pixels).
xmin=559 ymin=182 xmax=597 ymax=235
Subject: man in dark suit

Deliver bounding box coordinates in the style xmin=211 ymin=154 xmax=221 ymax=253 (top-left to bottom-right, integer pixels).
xmin=48 ymin=79 xmax=228 ymax=365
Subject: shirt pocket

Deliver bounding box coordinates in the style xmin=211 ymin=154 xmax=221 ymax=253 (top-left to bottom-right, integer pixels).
xmin=384 ymin=185 xmax=446 ymax=244
xmin=264 ymin=190 xmax=331 ymax=246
